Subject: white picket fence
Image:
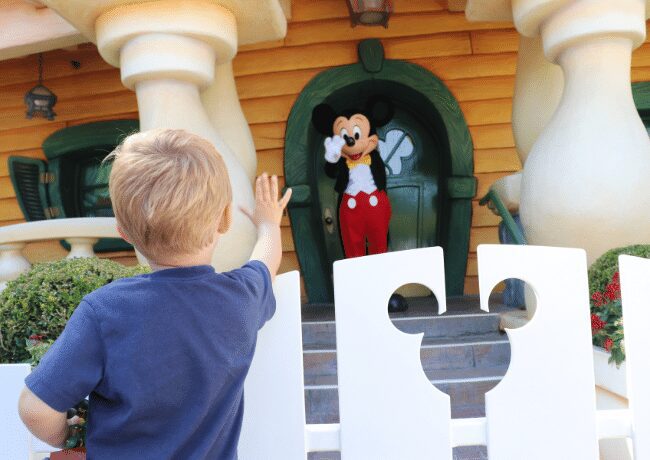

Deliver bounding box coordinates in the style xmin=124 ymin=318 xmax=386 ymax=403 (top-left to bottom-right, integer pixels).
xmin=1 ymin=245 xmax=649 ymax=459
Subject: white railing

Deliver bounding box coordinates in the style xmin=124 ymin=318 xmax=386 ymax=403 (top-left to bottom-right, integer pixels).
xmin=0 ymin=218 xmax=145 ymax=289
xmin=1 ymin=245 xmax=649 ymax=459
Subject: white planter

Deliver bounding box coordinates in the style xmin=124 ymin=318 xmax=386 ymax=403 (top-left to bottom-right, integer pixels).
xmin=593 ymin=346 xmax=627 ymax=400
xmin=593 ymin=347 xmax=633 ymax=460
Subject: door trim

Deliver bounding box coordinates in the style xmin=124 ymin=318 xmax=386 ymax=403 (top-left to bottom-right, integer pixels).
xmin=284 ymin=39 xmax=475 ymax=303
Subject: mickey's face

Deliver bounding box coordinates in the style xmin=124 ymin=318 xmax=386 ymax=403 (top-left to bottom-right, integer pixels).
xmin=333 ymin=114 xmax=378 ymax=161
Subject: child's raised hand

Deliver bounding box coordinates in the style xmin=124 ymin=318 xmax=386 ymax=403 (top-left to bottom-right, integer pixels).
xmin=241 ymin=174 xmax=292 ymax=228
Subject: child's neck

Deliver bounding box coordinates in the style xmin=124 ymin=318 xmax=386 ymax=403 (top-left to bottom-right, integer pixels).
xmin=148 ymin=246 xmax=215 ymax=272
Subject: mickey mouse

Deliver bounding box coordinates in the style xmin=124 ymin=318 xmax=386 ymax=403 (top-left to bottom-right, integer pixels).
xmin=312 ymin=96 xmax=394 ymax=259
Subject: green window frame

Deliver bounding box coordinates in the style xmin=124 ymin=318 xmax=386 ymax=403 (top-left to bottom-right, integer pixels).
xmin=9 ymin=120 xmax=139 ymax=253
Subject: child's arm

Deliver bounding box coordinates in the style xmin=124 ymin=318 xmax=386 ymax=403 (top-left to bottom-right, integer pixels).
xmin=240 ymin=173 xmax=292 ymax=281
xmin=19 ymin=300 xmax=103 ymax=448
xmin=18 ymin=387 xmax=68 ymax=448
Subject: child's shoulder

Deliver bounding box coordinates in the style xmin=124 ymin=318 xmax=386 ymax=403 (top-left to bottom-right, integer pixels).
xmin=81 ymin=272 xmax=152 ymax=310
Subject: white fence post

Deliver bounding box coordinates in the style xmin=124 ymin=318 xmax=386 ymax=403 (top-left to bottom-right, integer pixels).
xmin=333 ymin=247 xmax=452 ymax=460
xmin=477 ymin=244 xmax=599 ymax=459
xmin=0 ymin=364 xmax=31 ymax=460
xmin=239 ymin=271 xmax=307 ymax=459
xmin=620 ymin=255 xmax=650 ymax=460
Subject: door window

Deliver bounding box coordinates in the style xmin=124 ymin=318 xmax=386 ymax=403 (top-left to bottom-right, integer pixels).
xmin=379 ymin=129 xmax=414 ymax=176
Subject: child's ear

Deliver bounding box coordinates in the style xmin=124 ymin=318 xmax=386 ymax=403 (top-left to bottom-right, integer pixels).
xmin=311 ymin=103 xmax=337 ymax=135
xmin=218 ymin=204 xmax=232 ymax=234
xmin=117 ymin=225 xmax=131 ymax=244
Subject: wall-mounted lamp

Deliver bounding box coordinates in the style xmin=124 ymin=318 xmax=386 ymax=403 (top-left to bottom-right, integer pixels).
xmin=25 ymin=53 xmax=57 ymax=121
xmin=347 ymin=0 xmax=393 ymax=28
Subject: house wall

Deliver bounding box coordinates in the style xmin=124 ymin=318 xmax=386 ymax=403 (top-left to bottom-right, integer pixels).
xmin=2 ymin=0 xmax=650 ymax=295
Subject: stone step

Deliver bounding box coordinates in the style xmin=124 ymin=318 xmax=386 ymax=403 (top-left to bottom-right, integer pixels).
xmin=303 ymin=333 xmax=510 ymax=385
xmin=308 ymin=446 xmax=488 ymax=460
xmin=304 ymin=365 xmax=507 ymax=424
xmin=302 ymin=312 xmax=501 ymax=349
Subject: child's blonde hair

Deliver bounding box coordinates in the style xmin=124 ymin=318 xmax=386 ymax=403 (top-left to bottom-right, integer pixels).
xmin=106 ymin=129 xmax=232 ymax=262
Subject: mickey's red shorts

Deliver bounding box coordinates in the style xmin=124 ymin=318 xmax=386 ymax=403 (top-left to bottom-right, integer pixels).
xmin=339 ymin=190 xmax=392 ymax=258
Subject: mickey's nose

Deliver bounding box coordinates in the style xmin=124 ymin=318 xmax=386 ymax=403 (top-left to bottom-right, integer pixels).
xmin=344 ymin=135 xmax=356 ymax=147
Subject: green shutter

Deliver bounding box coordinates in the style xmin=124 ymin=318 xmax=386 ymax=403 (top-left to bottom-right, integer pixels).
xmin=8 ymin=156 xmax=53 ymax=221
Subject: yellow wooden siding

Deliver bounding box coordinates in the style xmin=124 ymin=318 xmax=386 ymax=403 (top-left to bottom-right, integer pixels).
xmin=2 ymin=5 xmax=650 ymax=296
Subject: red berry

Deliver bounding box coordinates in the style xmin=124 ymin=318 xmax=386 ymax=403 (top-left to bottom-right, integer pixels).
xmin=604 ymin=338 xmax=614 ymax=352
xmin=591 ymin=314 xmax=606 ymax=332
xmin=591 ymin=292 xmax=605 ymax=307
xmin=605 ymin=283 xmax=621 ymax=301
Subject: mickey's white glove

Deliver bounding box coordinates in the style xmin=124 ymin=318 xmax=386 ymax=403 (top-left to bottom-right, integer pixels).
xmin=324 ymin=135 xmax=345 ymax=163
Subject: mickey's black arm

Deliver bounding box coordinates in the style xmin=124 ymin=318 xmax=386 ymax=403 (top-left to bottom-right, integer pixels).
xmin=370 ymin=151 xmax=387 ymax=191
xmin=324 ymin=159 xmax=341 ymax=179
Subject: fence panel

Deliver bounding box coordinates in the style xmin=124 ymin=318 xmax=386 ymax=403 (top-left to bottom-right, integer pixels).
xmin=4 ymin=249 xmax=649 ymax=459
xmin=239 ymin=270 xmax=307 ymax=459
xmin=620 ymin=255 xmax=650 ymax=460
xmin=0 ymin=364 xmax=31 ymax=460
xmin=477 ymin=245 xmax=599 ymax=459
xmin=333 ymin=247 xmax=452 ymax=460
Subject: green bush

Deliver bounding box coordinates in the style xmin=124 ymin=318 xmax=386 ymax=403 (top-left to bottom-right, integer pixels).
xmin=0 ymin=257 xmax=149 ymax=363
xmin=588 ymin=245 xmax=650 ymax=296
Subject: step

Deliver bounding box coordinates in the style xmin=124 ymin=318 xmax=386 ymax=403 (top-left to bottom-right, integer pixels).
xmin=304 ymin=365 xmax=507 ymax=424
xmin=303 ymin=333 xmax=510 ymax=385
xmin=308 ymin=446 xmax=488 ymax=460
xmin=302 ymin=313 xmax=501 ymax=349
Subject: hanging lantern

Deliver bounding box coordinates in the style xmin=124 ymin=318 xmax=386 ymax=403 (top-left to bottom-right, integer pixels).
xmin=347 ymin=0 xmax=393 ymax=27
xmin=25 ymin=53 xmax=57 ymax=121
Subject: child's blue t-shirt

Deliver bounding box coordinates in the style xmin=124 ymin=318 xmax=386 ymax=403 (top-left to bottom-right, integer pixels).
xmin=25 ymin=260 xmax=275 ymax=460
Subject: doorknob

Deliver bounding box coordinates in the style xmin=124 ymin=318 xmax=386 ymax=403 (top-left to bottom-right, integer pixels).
xmin=323 ymin=208 xmax=335 ymax=234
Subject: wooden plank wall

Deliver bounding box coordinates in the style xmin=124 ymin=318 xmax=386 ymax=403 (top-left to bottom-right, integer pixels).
xmin=1 ymin=0 xmax=650 ymax=295
xmin=0 ymin=44 xmax=140 ymax=266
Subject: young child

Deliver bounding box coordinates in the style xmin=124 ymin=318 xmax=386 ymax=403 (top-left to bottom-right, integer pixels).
xmin=18 ymin=129 xmax=291 ymax=458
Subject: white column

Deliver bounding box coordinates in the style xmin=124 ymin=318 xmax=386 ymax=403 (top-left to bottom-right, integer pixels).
xmin=65 ymin=237 xmax=98 ymax=258
xmin=512 ymin=35 xmax=564 ymax=165
xmin=0 ymin=243 xmax=30 ymax=289
xmin=515 ymin=0 xmax=650 ymax=264
xmin=202 ymin=62 xmax=258 ymax=182
xmin=95 ymin=1 xmax=257 ymax=271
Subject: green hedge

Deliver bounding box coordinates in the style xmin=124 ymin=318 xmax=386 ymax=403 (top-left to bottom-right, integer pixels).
xmin=0 ymin=257 xmax=149 ymax=363
xmin=588 ymin=245 xmax=650 ymax=296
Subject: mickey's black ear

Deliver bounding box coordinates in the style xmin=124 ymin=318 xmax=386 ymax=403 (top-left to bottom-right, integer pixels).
xmin=311 ymin=103 xmax=337 ymax=136
xmin=366 ymin=96 xmax=394 ymax=128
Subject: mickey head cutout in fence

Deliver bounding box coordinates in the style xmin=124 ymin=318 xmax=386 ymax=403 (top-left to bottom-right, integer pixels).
xmin=333 ymin=245 xmax=600 ymax=459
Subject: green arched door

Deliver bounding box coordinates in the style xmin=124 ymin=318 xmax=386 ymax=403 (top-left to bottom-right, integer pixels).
xmin=285 ymin=40 xmax=476 ymax=304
